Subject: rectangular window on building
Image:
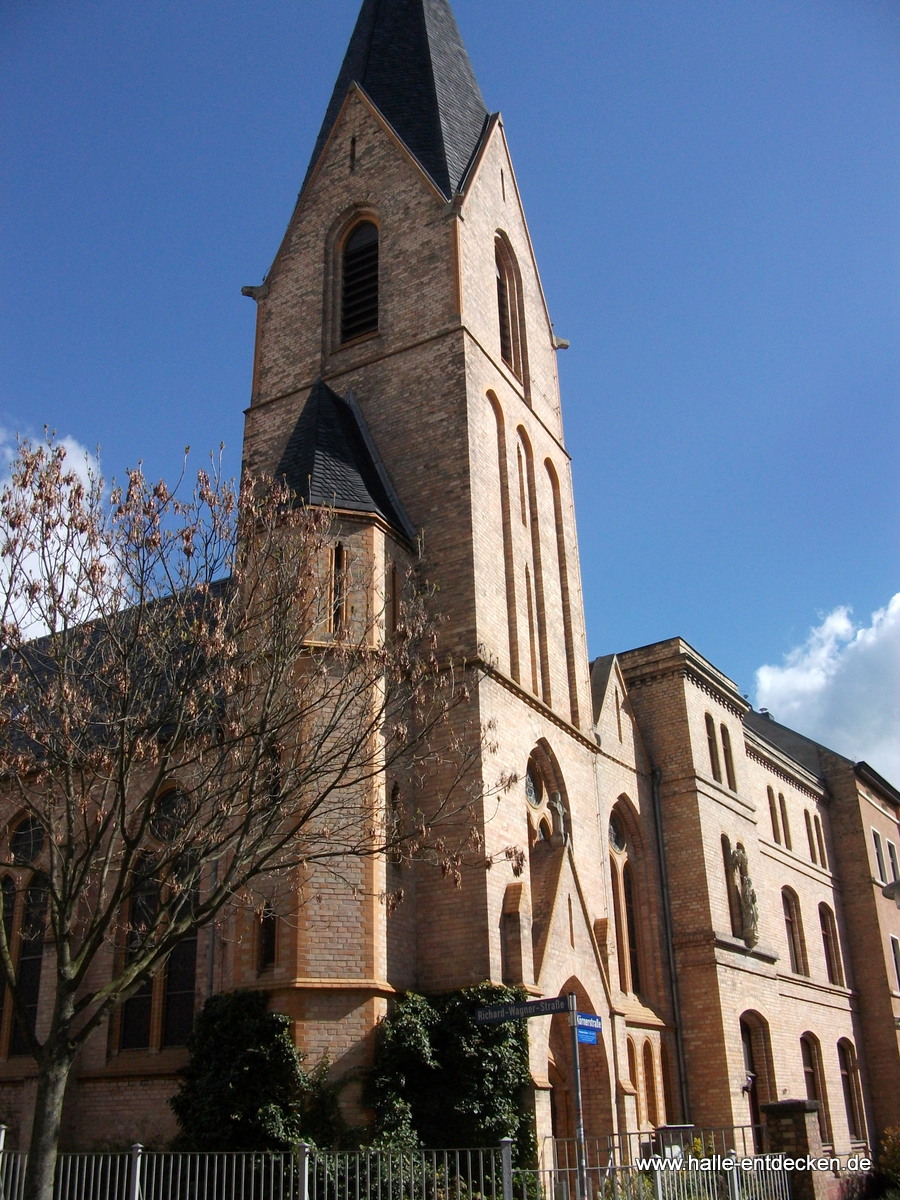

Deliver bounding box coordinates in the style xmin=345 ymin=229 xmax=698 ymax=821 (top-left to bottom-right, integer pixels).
xmin=872 ymin=829 xmax=887 ymax=883
xmin=888 ymin=840 xmax=899 ymax=883
xmin=892 ymin=936 xmax=900 ymax=992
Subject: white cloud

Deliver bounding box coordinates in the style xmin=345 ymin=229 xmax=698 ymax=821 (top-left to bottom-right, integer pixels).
xmin=755 ymin=595 xmax=900 ymax=784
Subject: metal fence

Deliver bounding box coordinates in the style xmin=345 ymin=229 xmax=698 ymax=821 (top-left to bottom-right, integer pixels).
xmin=0 ymin=1135 xmax=796 ymax=1200
xmin=544 ymin=1128 xmax=766 ymax=1170
xmin=0 ymin=1143 xmax=505 ymax=1200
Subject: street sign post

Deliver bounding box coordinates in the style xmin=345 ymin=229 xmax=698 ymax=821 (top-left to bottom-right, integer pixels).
xmin=474 ymin=995 xmax=569 ymax=1024
xmin=576 ymin=1013 xmax=602 ymax=1045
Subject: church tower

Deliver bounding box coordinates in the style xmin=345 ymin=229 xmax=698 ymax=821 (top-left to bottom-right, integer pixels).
xmin=241 ymin=0 xmax=632 ymax=1139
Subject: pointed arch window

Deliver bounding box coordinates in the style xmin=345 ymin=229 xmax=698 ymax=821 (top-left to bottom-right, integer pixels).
xmin=720 ymin=724 xmax=737 ymax=790
xmin=782 ymin=887 xmax=808 ymax=976
xmin=495 ymin=235 xmax=525 ymax=379
xmin=341 ymin=221 xmax=379 ymax=342
xmin=819 ymin=903 xmax=843 ymax=986
xmin=331 ymin=542 xmax=347 ymax=634
xmin=767 ymin=788 xmax=781 ymax=844
xmin=779 ymin=794 xmax=792 ymax=850
xmin=609 ymin=800 xmax=644 ymax=997
xmin=705 ymin=714 xmax=722 ymax=782
xmin=800 ymin=1033 xmax=832 ymax=1144
xmin=837 ymin=1040 xmax=864 ymax=1142
xmin=643 ymin=1041 xmax=659 ymax=1127
xmin=814 ymin=815 xmax=828 ymax=870
xmin=0 ymin=875 xmax=47 ymax=1057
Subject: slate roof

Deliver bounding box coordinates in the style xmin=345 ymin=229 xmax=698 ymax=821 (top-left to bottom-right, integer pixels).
xmin=275 ymin=379 xmax=415 ymax=541
xmin=303 ymin=0 xmax=490 ymax=199
xmin=744 ymin=709 xmax=830 ymax=779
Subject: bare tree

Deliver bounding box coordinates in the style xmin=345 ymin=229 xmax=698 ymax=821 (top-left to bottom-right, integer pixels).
xmin=0 ymin=437 xmax=491 ymax=1200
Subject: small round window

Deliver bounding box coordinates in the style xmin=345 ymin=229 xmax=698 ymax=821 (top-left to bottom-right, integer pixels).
xmin=525 ymin=762 xmax=543 ymax=807
xmin=11 ymin=816 xmax=44 ymax=865
xmin=608 ymin=815 xmax=626 ymax=853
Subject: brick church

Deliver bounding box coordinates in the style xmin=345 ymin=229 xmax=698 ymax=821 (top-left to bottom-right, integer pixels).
xmin=3 ymin=0 xmax=899 ymax=1158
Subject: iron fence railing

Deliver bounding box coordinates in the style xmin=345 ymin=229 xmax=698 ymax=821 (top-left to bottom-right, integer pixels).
xmin=0 ymin=1132 xmax=804 ymax=1200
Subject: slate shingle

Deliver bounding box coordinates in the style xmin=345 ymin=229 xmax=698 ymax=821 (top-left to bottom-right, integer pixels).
xmin=303 ymin=0 xmax=490 ymax=199
xmin=276 ymin=379 xmax=415 ymax=541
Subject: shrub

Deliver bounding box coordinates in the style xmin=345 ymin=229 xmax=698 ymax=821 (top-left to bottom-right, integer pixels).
xmin=170 ymin=990 xmax=312 ymax=1151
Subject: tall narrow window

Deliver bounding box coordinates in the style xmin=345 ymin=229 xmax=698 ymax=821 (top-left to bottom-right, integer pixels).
xmin=872 ymin=829 xmax=886 ymax=882
xmin=805 ymin=811 xmax=818 ymax=864
xmin=891 ymin=936 xmax=900 ymax=991
xmin=779 ymin=794 xmax=792 ymax=851
xmin=768 ymin=788 xmax=781 ymax=844
xmin=720 ymin=725 xmax=736 ymax=790
xmin=837 ymin=1041 xmax=863 ymax=1142
xmin=341 ymin=221 xmax=378 ymax=341
xmin=782 ymin=888 xmax=808 ymax=975
xmin=120 ymin=866 xmax=160 ymax=1050
xmin=162 ymin=925 xmax=197 ymax=1047
xmin=643 ymin=1041 xmax=659 ymax=1127
xmin=800 ymin=1034 xmax=832 ymax=1144
xmin=258 ymin=902 xmax=278 ymax=972
xmin=331 ymin=542 xmax=347 ymax=634
xmin=888 ymin=841 xmax=900 ymax=882
xmin=814 ymin=815 xmax=828 ymax=870
xmin=495 ymin=236 xmax=525 ymax=379
xmin=161 ymin=861 xmax=198 ymax=1048
xmin=610 ymin=857 xmax=628 ymax=992
xmin=627 ymin=1038 xmax=641 ymax=1122
xmin=705 ymin=714 xmax=722 ymax=782
xmin=819 ymin=903 xmax=844 ymax=986
xmin=8 ymin=878 xmax=47 ymax=1056
xmin=623 ymin=863 xmax=642 ymax=994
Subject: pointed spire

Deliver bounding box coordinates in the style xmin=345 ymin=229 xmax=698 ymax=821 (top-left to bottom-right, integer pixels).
xmin=304 ymin=0 xmax=489 ymax=199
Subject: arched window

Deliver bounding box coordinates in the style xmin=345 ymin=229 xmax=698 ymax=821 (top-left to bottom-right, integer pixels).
xmin=782 ymin=888 xmax=808 ymax=975
xmin=720 ymin=724 xmax=737 ymax=790
xmin=623 ymin=864 xmax=642 ymax=995
xmin=837 ymin=1040 xmax=864 ymax=1142
xmin=818 ymin=903 xmax=844 ymax=986
xmin=800 ymin=1033 xmax=832 ymax=1144
xmin=643 ymin=1041 xmax=659 ymax=1127
xmin=341 ymin=221 xmax=379 ymax=342
xmin=0 ymin=876 xmax=48 ymax=1057
xmin=805 ymin=810 xmax=818 ymax=863
xmin=259 ymin=902 xmax=278 ymax=972
xmin=331 ymin=542 xmax=347 ymax=634
xmin=1 ymin=817 xmax=48 ymax=1057
xmin=778 ymin=794 xmax=792 ymax=851
xmin=767 ymin=788 xmax=781 ymax=844
xmin=627 ymin=1037 xmax=642 ymax=1123
xmin=119 ymin=850 xmax=198 ymax=1052
xmin=740 ymin=1011 xmax=776 ymax=1149
xmin=814 ymin=815 xmax=828 ymax=870
xmin=705 ymin=714 xmax=722 ymax=782
xmin=609 ymin=801 xmax=644 ymax=996
xmin=120 ymin=864 xmax=159 ymax=1050
xmin=495 ymin=235 xmax=525 ymax=379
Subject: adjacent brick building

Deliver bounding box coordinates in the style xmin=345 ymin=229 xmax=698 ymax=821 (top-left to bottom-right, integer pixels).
xmin=1 ymin=0 xmax=897 ymax=1159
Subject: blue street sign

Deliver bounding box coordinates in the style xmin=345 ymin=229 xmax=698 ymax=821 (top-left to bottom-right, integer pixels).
xmin=575 ymin=1013 xmax=602 ymax=1044
xmin=475 ymin=995 xmax=569 ymax=1024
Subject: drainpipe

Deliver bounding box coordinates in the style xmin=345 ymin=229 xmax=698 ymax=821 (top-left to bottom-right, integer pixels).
xmin=650 ymin=766 xmax=690 ymax=1123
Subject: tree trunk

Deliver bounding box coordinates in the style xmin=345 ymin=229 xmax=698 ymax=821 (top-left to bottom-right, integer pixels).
xmin=23 ymin=1046 xmax=75 ymax=1200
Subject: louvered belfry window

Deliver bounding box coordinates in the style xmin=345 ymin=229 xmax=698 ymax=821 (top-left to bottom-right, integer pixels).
xmin=341 ymin=221 xmax=379 ymax=341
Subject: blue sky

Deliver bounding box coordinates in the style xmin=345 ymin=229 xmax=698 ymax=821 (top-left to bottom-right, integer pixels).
xmin=3 ymin=0 xmax=898 ymax=775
